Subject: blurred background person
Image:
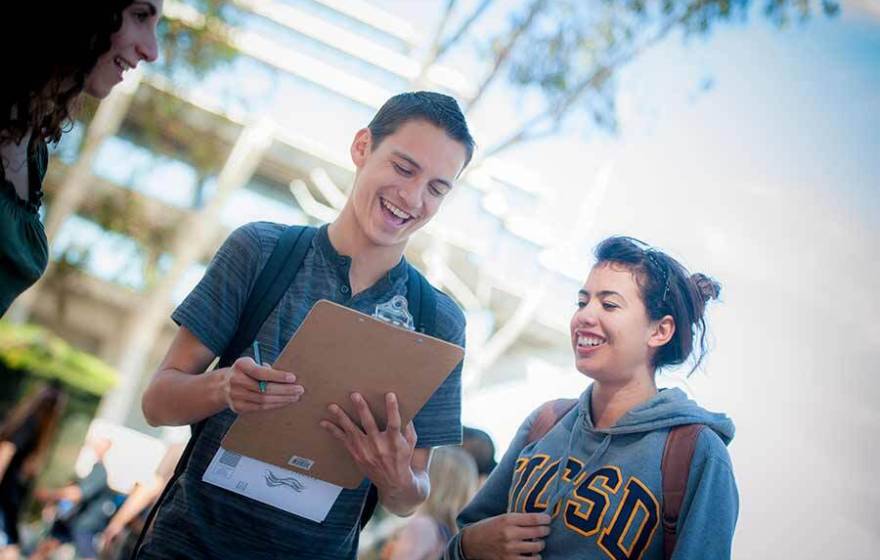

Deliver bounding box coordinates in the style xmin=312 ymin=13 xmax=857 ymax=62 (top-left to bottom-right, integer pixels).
xmin=0 ymin=385 xmax=66 ymax=559
xmin=380 ymin=446 xmax=478 ymax=560
xmin=98 ymin=441 xmax=185 ymax=560
xmin=30 ymin=438 xmax=118 ymax=560
xmin=461 ymin=427 xmax=497 ymax=486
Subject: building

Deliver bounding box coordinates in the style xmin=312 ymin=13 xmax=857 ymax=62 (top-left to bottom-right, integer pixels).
xmin=18 ymin=0 xmax=590 ymax=439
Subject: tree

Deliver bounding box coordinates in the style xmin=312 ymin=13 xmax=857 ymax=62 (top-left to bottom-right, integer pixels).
xmin=411 ymin=0 xmax=839 ymax=378
xmin=424 ymin=0 xmax=839 ymax=161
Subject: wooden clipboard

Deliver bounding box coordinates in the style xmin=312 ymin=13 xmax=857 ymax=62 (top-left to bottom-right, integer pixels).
xmin=221 ymin=299 xmax=464 ymax=489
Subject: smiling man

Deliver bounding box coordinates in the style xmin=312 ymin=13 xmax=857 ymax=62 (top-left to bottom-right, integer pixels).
xmin=137 ymin=92 xmax=474 ymax=559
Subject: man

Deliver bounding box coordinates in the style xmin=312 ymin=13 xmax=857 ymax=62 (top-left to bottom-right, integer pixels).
xmin=138 ymin=91 xmax=474 ymax=559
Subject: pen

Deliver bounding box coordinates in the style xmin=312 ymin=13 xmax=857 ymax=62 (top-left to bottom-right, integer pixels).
xmin=253 ymin=341 xmax=267 ymax=393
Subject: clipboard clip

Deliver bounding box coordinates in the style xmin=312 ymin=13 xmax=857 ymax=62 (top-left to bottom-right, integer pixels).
xmin=372 ymin=295 xmax=415 ymax=331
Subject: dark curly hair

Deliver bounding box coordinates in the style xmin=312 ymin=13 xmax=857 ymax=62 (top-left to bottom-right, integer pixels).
xmin=594 ymin=236 xmax=721 ymax=374
xmin=0 ymin=1 xmax=134 ymax=146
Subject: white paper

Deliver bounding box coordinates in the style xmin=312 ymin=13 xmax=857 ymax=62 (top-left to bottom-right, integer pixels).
xmin=202 ymin=447 xmax=343 ymax=523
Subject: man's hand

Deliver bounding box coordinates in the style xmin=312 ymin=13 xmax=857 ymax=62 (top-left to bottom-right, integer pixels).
xmin=460 ymin=513 xmax=552 ymax=559
xmin=321 ymin=392 xmax=426 ymax=514
xmin=220 ymin=357 xmax=304 ymax=414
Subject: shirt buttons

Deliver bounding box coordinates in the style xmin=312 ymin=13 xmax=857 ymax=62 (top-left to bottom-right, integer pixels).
xmin=340 ymin=285 xmax=350 ymax=295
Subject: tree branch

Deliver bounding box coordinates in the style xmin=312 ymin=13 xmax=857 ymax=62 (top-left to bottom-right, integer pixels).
xmin=478 ymin=6 xmax=692 ymax=160
xmin=438 ymin=0 xmax=494 ymax=59
xmin=466 ymin=0 xmax=548 ymax=113
xmin=420 ymin=0 xmax=457 ymax=72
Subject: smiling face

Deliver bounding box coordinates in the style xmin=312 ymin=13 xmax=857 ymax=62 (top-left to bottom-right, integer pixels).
xmin=347 ymin=119 xmax=467 ymax=249
xmin=84 ymin=0 xmax=162 ymax=98
xmin=570 ymin=262 xmax=675 ymax=384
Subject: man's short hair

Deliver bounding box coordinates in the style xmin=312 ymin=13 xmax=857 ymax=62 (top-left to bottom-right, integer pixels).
xmin=368 ymin=91 xmax=476 ymax=169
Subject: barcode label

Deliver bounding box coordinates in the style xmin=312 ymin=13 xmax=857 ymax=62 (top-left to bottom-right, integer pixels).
xmin=219 ymin=449 xmax=242 ymax=468
xmin=288 ymin=455 xmax=315 ymax=471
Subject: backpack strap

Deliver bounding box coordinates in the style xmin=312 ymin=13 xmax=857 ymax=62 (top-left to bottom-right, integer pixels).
xmin=218 ymin=226 xmax=315 ymax=368
xmin=407 ymin=264 xmax=437 ymax=335
xmin=661 ymin=424 xmax=704 ymax=560
xmin=357 ymin=264 xmax=437 ymax=531
xmin=133 ymin=225 xmax=315 ymax=558
xmin=526 ymin=398 xmax=579 ymax=445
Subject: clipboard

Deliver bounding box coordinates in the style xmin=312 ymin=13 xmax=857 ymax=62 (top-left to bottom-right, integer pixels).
xmin=221 ymin=299 xmax=464 ymax=489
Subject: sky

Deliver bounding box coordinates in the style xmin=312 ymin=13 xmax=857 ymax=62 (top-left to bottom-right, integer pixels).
xmin=373 ymin=1 xmax=880 ymax=557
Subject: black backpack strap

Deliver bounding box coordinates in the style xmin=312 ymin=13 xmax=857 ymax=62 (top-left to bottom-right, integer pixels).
xmin=358 ymin=265 xmax=437 ymax=531
xmin=133 ymin=225 xmax=315 ymax=558
xmin=409 ymin=265 xmax=436 ymax=335
xmin=218 ymin=225 xmax=315 ymax=368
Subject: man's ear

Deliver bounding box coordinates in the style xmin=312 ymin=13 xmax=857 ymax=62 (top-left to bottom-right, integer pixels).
xmin=350 ymin=128 xmax=372 ymax=168
xmin=648 ymin=315 xmax=675 ymax=349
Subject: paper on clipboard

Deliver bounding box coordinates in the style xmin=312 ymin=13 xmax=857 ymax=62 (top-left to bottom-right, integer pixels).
xmin=202 ymin=447 xmax=342 ymax=522
xmin=221 ymin=299 xmax=464 ymax=489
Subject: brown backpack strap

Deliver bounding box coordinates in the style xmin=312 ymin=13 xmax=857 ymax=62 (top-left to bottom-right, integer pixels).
xmin=526 ymin=398 xmax=578 ymax=444
xmin=661 ymin=424 xmax=704 ymax=559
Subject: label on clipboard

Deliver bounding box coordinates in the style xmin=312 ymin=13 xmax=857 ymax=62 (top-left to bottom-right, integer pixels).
xmin=202 ymin=447 xmax=342 ymax=522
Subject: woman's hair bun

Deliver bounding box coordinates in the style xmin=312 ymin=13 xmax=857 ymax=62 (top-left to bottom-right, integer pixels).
xmin=690 ymin=272 xmax=721 ymax=304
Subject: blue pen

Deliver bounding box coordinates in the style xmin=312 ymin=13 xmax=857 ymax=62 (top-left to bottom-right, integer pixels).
xmin=253 ymin=341 xmax=267 ymax=393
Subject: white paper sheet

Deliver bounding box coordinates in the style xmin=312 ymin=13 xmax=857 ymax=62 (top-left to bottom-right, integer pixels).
xmin=202 ymin=447 xmax=343 ymax=523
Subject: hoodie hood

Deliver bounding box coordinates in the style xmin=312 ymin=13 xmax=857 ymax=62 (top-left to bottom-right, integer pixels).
xmin=578 ymin=384 xmax=735 ymax=445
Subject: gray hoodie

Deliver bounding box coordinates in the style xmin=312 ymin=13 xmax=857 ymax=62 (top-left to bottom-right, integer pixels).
xmin=447 ymin=386 xmax=738 ymax=559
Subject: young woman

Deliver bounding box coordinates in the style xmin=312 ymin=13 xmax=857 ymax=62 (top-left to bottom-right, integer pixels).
xmin=0 ymin=0 xmax=162 ymax=316
xmin=447 ymin=236 xmax=738 ymax=559
xmin=0 ymin=385 xmax=67 ymax=556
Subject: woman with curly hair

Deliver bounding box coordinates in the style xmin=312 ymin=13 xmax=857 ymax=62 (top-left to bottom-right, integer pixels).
xmin=0 ymin=1 xmax=162 ymax=316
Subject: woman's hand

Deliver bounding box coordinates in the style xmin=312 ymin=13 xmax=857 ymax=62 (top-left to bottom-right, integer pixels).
xmin=460 ymin=513 xmax=552 ymax=559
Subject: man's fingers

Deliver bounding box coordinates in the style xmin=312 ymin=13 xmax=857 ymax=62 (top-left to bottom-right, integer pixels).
xmin=320 ymin=420 xmax=347 ymax=440
xmin=403 ymin=421 xmax=417 ymax=446
xmin=328 ymin=403 xmax=363 ymax=436
xmin=256 ymin=394 xmax=304 ymax=406
xmin=234 ymin=357 xmax=296 ymax=383
xmin=351 ymin=393 xmax=380 ymax=435
xmin=235 ymin=401 xmax=292 ymax=413
xmin=384 ymin=392 xmax=402 ymax=433
xmin=235 ymin=376 xmax=304 ymax=396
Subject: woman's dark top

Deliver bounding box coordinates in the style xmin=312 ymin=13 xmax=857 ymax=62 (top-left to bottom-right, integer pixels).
xmin=0 ymin=137 xmax=49 ymax=316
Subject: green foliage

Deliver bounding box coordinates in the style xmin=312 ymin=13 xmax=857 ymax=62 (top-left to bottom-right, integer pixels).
xmin=155 ymin=0 xmax=238 ymax=77
xmin=479 ymin=0 xmax=839 ymax=152
xmin=0 ymin=322 xmax=118 ymax=396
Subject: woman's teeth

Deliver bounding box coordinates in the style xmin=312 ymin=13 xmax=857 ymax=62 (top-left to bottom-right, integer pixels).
xmin=114 ymin=57 xmax=133 ymax=71
xmin=578 ymin=336 xmax=605 ymax=347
